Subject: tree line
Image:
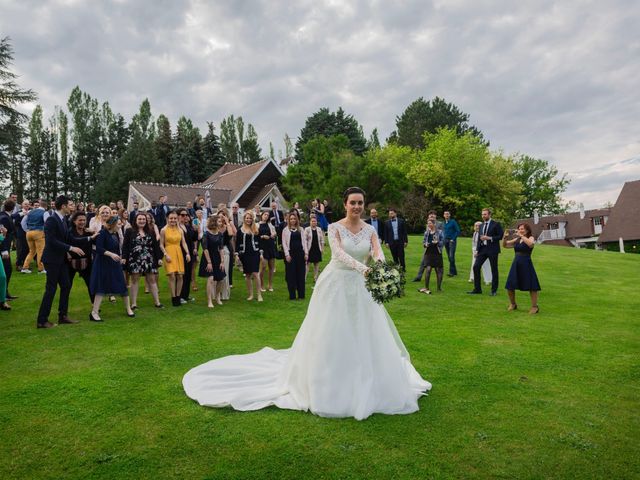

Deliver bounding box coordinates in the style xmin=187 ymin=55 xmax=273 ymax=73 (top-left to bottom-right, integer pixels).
xmin=1 ymin=36 xmax=570 ymax=230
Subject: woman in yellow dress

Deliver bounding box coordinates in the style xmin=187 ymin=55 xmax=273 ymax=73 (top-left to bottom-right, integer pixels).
xmin=160 ymin=210 xmax=191 ymax=306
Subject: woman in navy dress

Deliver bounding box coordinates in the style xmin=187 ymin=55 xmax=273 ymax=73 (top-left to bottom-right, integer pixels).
xmin=258 ymin=211 xmax=277 ymax=292
xmin=235 ymin=211 xmax=263 ymax=302
xmin=503 ymin=222 xmax=541 ymax=314
xmin=89 ymin=215 xmax=135 ymax=321
xmin=199 ymin=216 xmax=226 ymax=308
xmin=311 ymin=198 xmax=329 ymax=231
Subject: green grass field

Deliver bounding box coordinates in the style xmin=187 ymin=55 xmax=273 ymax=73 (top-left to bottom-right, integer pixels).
xmin=1 ymin=237 xmax=638 ymax=479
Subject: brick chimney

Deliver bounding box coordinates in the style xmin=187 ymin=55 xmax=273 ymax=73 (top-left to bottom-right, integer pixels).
xmin=579 ymin=203 xmax=585 ymax=220
xmin=533 ymin=209 xmax=539 ymax=225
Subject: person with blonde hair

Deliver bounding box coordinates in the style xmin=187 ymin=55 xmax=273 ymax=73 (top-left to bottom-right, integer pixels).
xmin=282 ymin=211 xmax=308 ymax=300
xmin=235 ymin=211 xmax=263 ymax=301
xmin=160 ymin=210 xmax=191 ymax=306
xmin=258 ymin=210 xmax=277 ymax=291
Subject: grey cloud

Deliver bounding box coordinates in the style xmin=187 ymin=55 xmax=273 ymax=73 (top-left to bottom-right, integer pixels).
xmin=1 ymin=0 xmax=639 ymax=208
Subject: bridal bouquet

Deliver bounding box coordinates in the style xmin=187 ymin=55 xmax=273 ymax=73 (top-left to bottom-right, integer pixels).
xmin=365 ymin=260 xmax=405 ymax=304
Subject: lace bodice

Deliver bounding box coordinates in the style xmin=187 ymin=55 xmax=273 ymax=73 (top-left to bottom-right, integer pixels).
xmin=328 ymin=223 xmax=385 ymax=274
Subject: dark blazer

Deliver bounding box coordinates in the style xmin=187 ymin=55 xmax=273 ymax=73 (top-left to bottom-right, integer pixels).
xmin=365 ymin=217 xmax=385 ymax=240
xmin=128 ymin=209 xmax=139 ymax=226
xmin=0 ymin=211 xmax=14 ymax=253
xmin=476 ymin=219 xmax=503 ymax=255
xmin=268 ymin=209 xmax=285 ymax=230
xmin=384 ymin=218 xmax=408 ymax=245
xmin=151 ymin=206 xmax=166 ymax=229
xmin=41 ymin=213 xmax=74 ymax=265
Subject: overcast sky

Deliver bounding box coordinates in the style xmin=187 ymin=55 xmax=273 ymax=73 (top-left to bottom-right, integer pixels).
xmin=2 ymin=0 xmax=639 ymax=209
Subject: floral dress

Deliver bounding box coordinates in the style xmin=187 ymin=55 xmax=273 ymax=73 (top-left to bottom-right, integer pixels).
xmin=128 ymin=234 xmax=157 ymax=274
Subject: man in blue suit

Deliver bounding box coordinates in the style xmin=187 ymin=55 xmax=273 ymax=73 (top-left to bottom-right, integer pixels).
xmin=468 ymin=208 xmax=503 ymax=296
xmin=36 ymin=196 xmax=94 ymax=328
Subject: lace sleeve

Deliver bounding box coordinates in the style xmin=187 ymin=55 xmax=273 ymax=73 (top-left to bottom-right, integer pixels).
xmin=328 ymin=224 xmax=369 ymax=274
xmin=371 ymin=228 xmax=385 ymax=262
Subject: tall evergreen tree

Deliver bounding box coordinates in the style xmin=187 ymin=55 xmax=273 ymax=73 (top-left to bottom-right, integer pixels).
xmin=171 ymin=116 xmax=194 ymax=184
xmin=242 ymin=123 xmax=262 ymax=164
xmin=201 ymin=122 xmax=225 ymax=177
xmin=0 ymin=36 xmax=37 ymax=189
xmin=295 ymin=107 xmax=367 ymax=162
xmin=155 ymin=114 xmax=172 ymax=182
xmin=392 ymin=96 xmax=485 ymax=150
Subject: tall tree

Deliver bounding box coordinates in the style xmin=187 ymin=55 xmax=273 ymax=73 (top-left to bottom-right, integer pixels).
xmin=201 ymin=122 xmax=226 ymax=176
xmin=0 ymin=36 xmax=37 ymax=189
xmin=67 ymin=86 xmax=103 ymax=200
xmin=220 ymin=114 xmax=239 ymax=163
xmin=57 ymin=107 xmax=72 ymax=196
xmin=242 ymin=123 xmax=262 ymax=164
xmin=25 ymin=105 xmax=44 ymax=198
xmin=367 ymin=128 xmax=381 ymax=150
xmin=283 ymin=132 xmax=294 ymax=158
xmin=95 ymin=99 xmax=160 ymax=202
xmin=512 ymin=155 xmax=570 ymax=217
xmin=155 ymin=114 xmax=172 ymax=182
xmin=295 ymin=107 xmax=367 ymax=162
xmin=392 ymin=96 xmax=485 ymax=150
xmin=171 ymin=116 xmax=195 ymax=184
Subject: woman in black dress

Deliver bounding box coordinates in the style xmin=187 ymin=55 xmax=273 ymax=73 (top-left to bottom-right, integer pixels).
xmin=89 ymin=215 xmax=135 ymax=321
xmin=235 ymin=211 xmax=263 ymax=302
xmin=419 ymin=219 xmax=444 ymax=295
xmin=122 ymin=212 xmax=164 ymax=310
xmin=178 ymin=208 xmax=199 ymax=304
xmin=283 ymin=211 xmax=309 ymax=300
xmin=304 ymin=215 xmax=324 ymax=282
xmin=503 ymin=223 xmax=541 ymax=314
xmin=67 ymin=211 xmax=94 ymax=305
xmin=199 ymin=216 xmax=226 ymax=308
xmin=258 ymin=211 xmax=277 ymax=292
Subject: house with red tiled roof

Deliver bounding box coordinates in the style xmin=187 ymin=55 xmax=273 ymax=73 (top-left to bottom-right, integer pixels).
xmin=514 ymin=179 xmax=640 ymax=253
xmin=516 ymin=206 xmax=612 ymax=248
xmin=127 ymin=158 xmax=287 ymax=212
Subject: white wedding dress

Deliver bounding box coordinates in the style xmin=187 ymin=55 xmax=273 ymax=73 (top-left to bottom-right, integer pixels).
xmin=183 ymin=222 xmax=431 ymax=420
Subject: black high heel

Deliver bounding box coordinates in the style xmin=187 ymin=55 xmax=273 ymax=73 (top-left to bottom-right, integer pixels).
xmin=89 ymin=312 xmax=103 ymax=322
xmin=127 ymin=311 xmax=136 ymax=318
xmin=1 ymin=303 xmax=11 ymax=311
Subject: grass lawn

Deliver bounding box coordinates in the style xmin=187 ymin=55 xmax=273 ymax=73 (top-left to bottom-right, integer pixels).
xmin=1 ymin=236 xmax=639 ymax=479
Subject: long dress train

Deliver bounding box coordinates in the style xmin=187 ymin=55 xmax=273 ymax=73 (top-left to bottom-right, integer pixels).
xmin=183 ymin=222 xmax=431 ymax=420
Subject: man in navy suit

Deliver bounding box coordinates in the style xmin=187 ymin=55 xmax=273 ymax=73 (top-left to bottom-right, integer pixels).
xmin=384 ymin=208 xmax=408 ymax=270
xmin=150 ymin=199 xmax=166 ymax=229
xmin=365 ymin=208 xmax=385 ymax=240
xmin=36 ymin=196 xmax=94 ymax=328
xmin=468 ymin=208 xmax=503 ymax=296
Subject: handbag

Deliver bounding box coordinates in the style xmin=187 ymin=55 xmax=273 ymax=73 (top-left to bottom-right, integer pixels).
xmin=70 ymin=257 xmax=89 ymax=271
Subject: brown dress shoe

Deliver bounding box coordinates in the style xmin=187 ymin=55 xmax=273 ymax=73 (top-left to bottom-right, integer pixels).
xmin=37 ymin=322 xmax=57 ymax=329
xmin=58 ymin=315 xmax=79 ymax=324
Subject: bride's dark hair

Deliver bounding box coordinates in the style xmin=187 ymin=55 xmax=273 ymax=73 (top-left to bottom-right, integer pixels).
xmin=342 ymin=187 xmax=366 ymax=203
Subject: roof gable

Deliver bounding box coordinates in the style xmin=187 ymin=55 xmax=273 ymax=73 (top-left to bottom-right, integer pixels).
xmin=598 ymin=180 xmax=640 ymax=242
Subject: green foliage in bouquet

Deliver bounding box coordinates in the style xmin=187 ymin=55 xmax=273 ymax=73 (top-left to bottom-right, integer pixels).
xmin=365 ymin=260 xmax=406 ymax=304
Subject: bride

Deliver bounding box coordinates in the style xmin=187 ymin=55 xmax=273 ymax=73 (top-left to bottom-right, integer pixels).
xmin=183 ymin=187 xmax=431 ymax=420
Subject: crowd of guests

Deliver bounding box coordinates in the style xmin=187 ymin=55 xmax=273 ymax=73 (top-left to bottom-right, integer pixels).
xmin=0 ymin=192 xmax=541 ymax=327
xmin=362 ymin=206 xmax=541 ymax=313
